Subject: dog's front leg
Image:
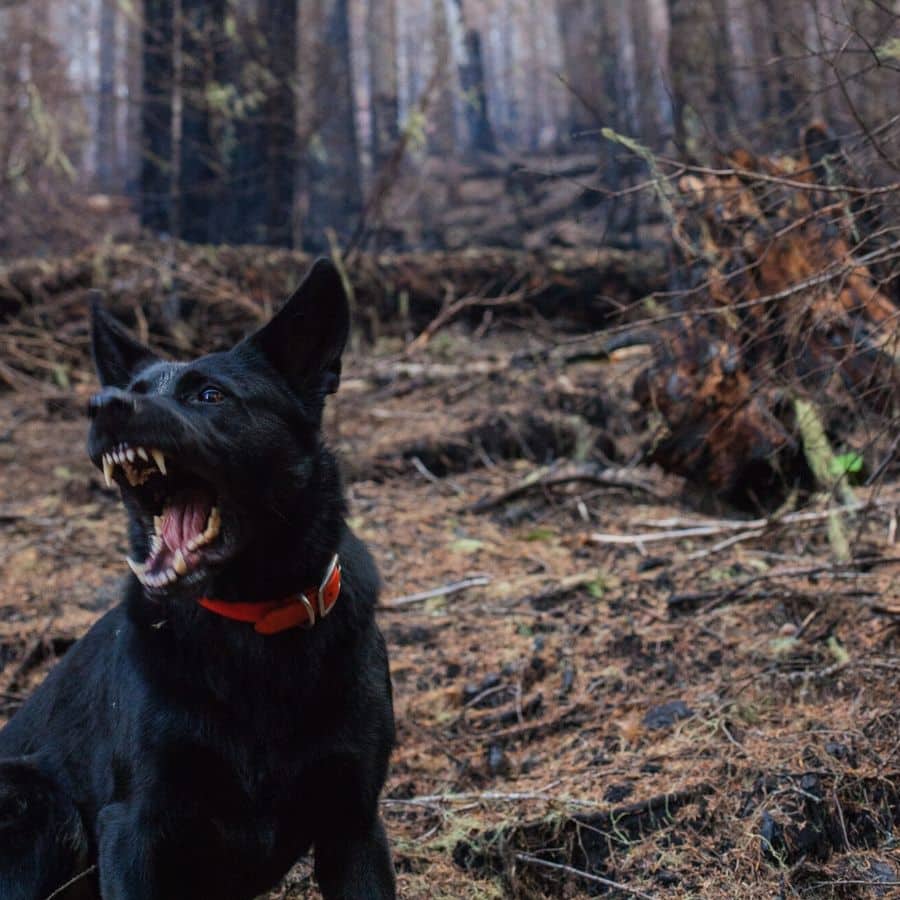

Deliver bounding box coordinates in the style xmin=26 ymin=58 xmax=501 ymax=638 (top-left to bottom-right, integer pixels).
xmin=96 ymin=803 xmax=154 ymax=900
xmin=314 ymin=815 xmax=396 ymax=900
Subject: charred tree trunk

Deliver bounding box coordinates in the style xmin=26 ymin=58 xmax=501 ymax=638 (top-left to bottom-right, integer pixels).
xmin=220 ymin=2 xmax=266 ymax=246
xmin=305 ymin=0 xmax=362 ymax=251
xmin=125 ymin=0 xmax=144 ymax=195
xmin=368 ymin=0 xmax=400 ymax=171
xmin=453 ymin=0 xmax=495 ymax=154
xmin=97 ymin=0 xmax=117 ymax=190
xmin=555 ymin=0 xmax=604 ymax=143
xmin=178 ymin=0 xmax=224 ymax=244
xmin=666 ymin=0 xmax=692 ymax=152
xmin=428 ymin=0 xmax=458 ymax=157
xmin=709 ymin=0 xmax=736 ymax=140
xmin=141 ymin=0 xmax=175 ymax=232
xmin=262 ymin=0 xmax=298 ymax=246
xmin=460 ymin=26 xmax=496 ymax=153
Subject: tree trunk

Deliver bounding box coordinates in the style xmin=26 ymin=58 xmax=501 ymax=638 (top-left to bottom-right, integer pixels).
xmin=429 ymin=0 xmax=457 ymax=156
xmin=461 ymin=26 xmax=496 ymax=154
xmin=141 ymin=0 xmax=175 ymax=232
xmin=97 ymin=0 xmax=117 ymax=190
xmin=709 ymin=0 xmax=736 ymax=141
xmin=263 ymin=0 xmax=298 ymax=246
xmin=368 ymin=0 xmax=400 ymax=171
xmin=631 ymin=0 xmax=664 ymax=146
xmin=304 ymin=0 xmax=363 ymax=251
xmin=178 ymin=0 xmax=224 ymax=243
xmin=125 ymin=0 xmax=144 ymax=194
xmin=555 ymin=0 xmax=617 ymax=145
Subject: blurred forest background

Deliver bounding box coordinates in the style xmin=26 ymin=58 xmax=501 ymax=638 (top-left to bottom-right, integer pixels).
xmin=1 ymin=0 xmax=899 ymax=255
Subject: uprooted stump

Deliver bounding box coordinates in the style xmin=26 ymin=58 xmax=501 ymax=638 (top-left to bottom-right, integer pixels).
xmin=453 ymin=786 xmax=712 ymax=896
xmin=632 ymin=126 xmax=900 ymax=508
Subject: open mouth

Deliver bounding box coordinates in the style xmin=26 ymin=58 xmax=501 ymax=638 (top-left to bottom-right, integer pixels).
xmin=99 ymin=443 xmax=224 ymax=591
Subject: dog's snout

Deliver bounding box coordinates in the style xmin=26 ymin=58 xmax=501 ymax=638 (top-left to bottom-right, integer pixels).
xmin=88 ymin=387 xmax=139 ymax=420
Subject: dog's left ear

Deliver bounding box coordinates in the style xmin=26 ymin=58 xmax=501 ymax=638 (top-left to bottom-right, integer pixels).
xmin=245 ymin=258 xmax=350 ymax=395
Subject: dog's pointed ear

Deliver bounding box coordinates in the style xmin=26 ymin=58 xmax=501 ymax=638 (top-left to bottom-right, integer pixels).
xmin=246 ymin=259 xmax=350 ymax=395
xmin=90 ymin=291 xmax=159 ymax=388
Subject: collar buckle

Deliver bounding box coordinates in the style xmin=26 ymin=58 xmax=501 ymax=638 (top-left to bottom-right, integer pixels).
xmin=316 ymin=553 xmax=341 ymax=619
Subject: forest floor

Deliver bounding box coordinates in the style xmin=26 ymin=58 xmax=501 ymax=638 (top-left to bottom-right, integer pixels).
xmin=1 ymin=323 xmax=899 ymax=899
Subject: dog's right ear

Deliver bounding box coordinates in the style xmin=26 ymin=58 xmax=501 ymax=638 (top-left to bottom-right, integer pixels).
xmin=90 ymin=291 xmax=159 ymax=388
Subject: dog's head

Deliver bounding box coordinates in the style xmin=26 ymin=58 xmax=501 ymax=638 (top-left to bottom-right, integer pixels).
xmin=87 ymin=259 xmax=349 ymax=602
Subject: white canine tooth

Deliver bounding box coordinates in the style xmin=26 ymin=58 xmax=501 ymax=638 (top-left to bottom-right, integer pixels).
xmin=137 ymin=448 xmax=149 ymax=462
xmin=126 ymin=448 xmax=136 ymax=462
xmin=173 ymin=549 xmax=187 ymax=576
xmin=151 ymin=449 xmax=167 ymax=475
xmin=103 ymin=456 xmax=114 ymax=488
xmin=126 ymin=557 xmax=146 ymax=576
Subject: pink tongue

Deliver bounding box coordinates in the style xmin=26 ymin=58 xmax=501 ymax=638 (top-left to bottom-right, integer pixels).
xmin=161 ymin=492 xmax=212 ymax=552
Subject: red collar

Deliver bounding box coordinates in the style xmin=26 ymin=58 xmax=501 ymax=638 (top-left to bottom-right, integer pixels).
xmin=197 ymin=555 xmax=341 ymax=635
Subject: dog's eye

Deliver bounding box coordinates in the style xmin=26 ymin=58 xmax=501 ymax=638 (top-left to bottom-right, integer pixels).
xmin=197 ymin=387 xmax=225 ymax=404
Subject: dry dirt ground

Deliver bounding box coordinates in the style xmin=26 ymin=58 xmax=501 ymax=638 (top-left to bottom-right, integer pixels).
xmin=1 ymin=326 xmax=899 ymax=899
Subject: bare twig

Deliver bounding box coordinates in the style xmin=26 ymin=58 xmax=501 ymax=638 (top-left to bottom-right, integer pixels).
xmin=43 ymin=866 xmax=98 ymax=900
xmin=514 ymin=853 xmax=658 ymax=900
xmin=591 ymin=492 xmax=900 ymax=546
xmin=380 ymin=575 xmax=491 ymax=609
xmin=468 ymin=461 xmax=667 ymax=513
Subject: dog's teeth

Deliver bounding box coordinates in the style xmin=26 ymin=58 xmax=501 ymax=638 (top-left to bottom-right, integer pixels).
xmin=126 ymin=448 xmax=136 ymax=462
xmin=165 ymin=568 xmax=176 ymax=584
xmin=126 ymin=557 xmax=146 ymax=576
xmin=150 ymin=534 xmax=163 ymax=555
xmin=137 ymin=448 xmax=149 ymax=462
xmin=151 ymin=449 xmax=167 ymax=475
xmin=204 ymin=506 xmax=221 ymax=541
xmin=102 ymin=456 xmax=114 ymax=488
xmin=154 ymin=515 xmax=164 ymax=534
xmin=173 ymin=549 xmax=187 ymax=576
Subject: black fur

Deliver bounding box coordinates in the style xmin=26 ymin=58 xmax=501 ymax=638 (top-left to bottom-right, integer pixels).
xmin=0 ymin=260 xmax=396 ymax=900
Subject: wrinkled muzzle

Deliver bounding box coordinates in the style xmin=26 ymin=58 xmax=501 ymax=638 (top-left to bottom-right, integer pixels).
xmin=87 ymin=388 xmax=228 ymax=593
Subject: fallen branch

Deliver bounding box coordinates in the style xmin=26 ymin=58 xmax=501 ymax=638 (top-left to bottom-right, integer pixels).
xmin=468 ymin=460 xmax=667 ymax=514
xmin=405 ymin=288 xmax=525 ymax=356
xmin=591 ymin=492 xmax=900 ymax=546
xmin=514 ymin=853 xmax=658 ymax=900
xmin=667 ymin=556 xmax=900 ymax=614
xmin=380 ymin=575 xmax=491 ymax=609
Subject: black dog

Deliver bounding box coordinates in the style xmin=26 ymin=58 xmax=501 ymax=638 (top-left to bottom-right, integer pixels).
xmin=0 ymin=261 xmax=396 ymax=900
